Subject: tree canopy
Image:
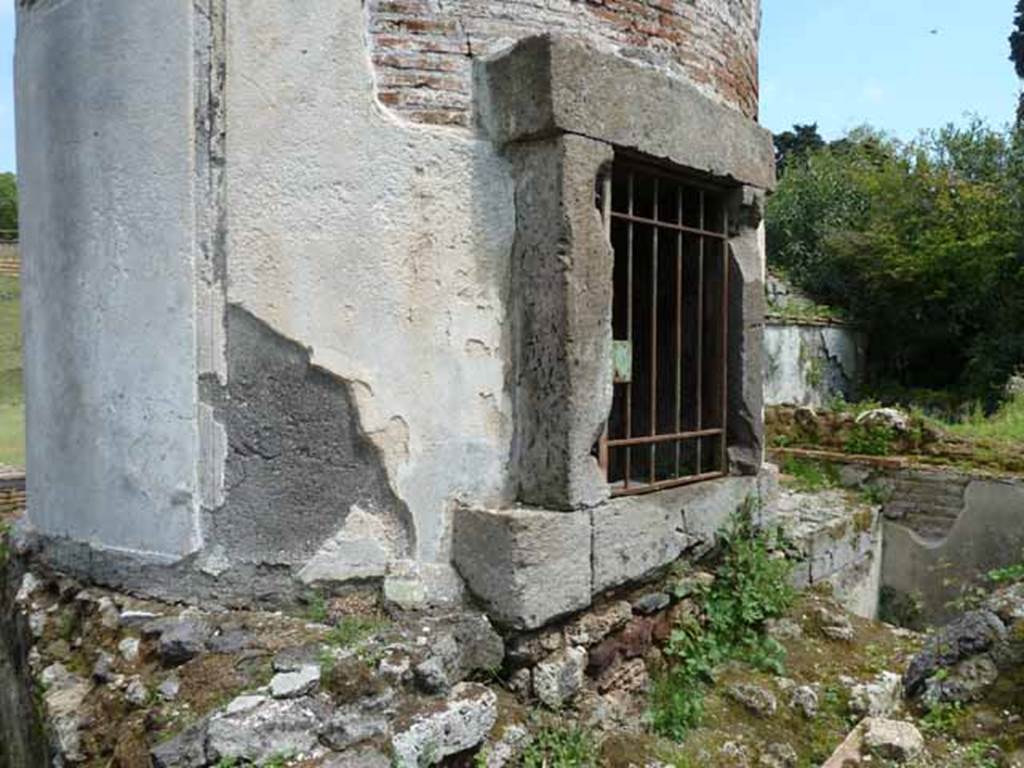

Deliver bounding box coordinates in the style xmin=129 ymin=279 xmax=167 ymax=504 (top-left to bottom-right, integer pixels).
xmin=766 ymin=121 xmax=1024 ymax=403
xmin=0 ymin=173 xmax=17 ymax=239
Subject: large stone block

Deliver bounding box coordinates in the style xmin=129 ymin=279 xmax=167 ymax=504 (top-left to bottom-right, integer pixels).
xmin=592 ymin=500 xmax=692 ymax=594
xmin=452 ymin=507 xmax=592 ymax=630
xmin=478 ymin=35 xmax=776 ymax=190
xmin=508 ymin=135 xmax=614 ymax=510
xmin=677 ymin=476 xmax=762 ymax=555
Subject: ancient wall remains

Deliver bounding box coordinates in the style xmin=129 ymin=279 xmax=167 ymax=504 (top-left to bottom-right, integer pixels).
xmin=367 ymin=0 xmax=761 ymax=126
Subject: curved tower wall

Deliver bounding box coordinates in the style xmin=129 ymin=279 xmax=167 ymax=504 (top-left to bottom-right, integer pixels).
xmin=16 ymin=0 xmax=771 ymax=611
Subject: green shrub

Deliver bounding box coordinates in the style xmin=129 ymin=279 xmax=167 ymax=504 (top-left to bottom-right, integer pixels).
xmin=780 ymin=457 xmax=840 ymax=492
xmin=768 ymin=121 xmax=1024 ymax=401
xmin=520 ymin=725 xmax=599 ymax=768
xmin=845 ymin=422 xmax=895 ymax=456
xmin=651 ymin=501 xmax=795 ymax=740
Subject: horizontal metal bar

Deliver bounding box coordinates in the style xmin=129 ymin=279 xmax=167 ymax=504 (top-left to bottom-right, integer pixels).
xmin=606 ymin=428 xmax=724 ymax=448
xmin=610 ymin=471 xmax=727 ymax=498
xmin=609 ymin=211 xmax=727 ymax=240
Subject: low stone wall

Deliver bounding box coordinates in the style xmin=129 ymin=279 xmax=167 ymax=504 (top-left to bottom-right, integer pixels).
xmin=0 ymin=242 xmax=18 ymax=277
xmin=881 ymin=477 xmax=1024 ymax=625
xmin=768 ymin=485 xmax=883 ymax=619
xmin=453 ymin=475 xmax=769 ymax=630
xmin=0 ymin=468 xmax=26 ymax=518
xmin=764 ymin=320 xmax=867 ymax=408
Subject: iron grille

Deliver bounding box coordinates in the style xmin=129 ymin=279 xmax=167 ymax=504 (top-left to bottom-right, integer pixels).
xmin=597 ymin=159 xmax=730 ymax=496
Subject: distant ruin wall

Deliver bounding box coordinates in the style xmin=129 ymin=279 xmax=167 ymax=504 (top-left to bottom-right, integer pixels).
xmin=764 ymin=321 xmax=867 ymax=408
xmin=367 ymin=0 xmax=761 ymax=127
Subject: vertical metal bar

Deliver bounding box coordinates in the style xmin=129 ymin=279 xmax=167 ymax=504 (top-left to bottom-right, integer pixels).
xmin=625 ymin=170 xmax=634 ymax=489
xmin=650 ymin=177 xmax=659 ymax=484
xmin=599 ymin=172 xmax=612 ymax=479
xmin=720 ymin=207 xmax=730 ymax=474
xmin=696 ymin=190 xmax=705 ymax=474
xmin=675 ymin=183 xmax=683 ymax=477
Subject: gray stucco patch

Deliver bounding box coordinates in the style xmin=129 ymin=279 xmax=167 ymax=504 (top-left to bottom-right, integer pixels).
xmin=208 ymin=306 xmax=414 ymax=569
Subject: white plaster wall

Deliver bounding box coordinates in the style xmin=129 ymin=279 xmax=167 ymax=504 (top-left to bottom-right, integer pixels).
xmin=16 ymin=0 xmax=200 ymax=558
xmin=764 ymin=323 xmax=866 ymax=408
xmin=225 ymin=1 xmax=516 ymax=566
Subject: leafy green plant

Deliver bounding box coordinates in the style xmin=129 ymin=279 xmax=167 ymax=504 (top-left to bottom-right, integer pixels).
xmin=988 ymin=559 xmax=1024 ymax=584
xmin=962 ymin=738 xmax=1000 ymax=768
xmin=859 ymin=483 xmax=891 ymax=506
xmin=780 ymin=457 xmax=841 ymax=493
xmin=325 ymin=615 xmax=389 ymax=649
xmin=304 ymin=591 xmax=329 ymax=623
xmin=521 ymin=725 xmax=599 ymax=768
xmin=919 ymin=701 xmax=965 ymax=738
xmin=845 ymin=422 xmax=895 ymax=456
xmin=651 ymin=501 xmax=795 ymax=740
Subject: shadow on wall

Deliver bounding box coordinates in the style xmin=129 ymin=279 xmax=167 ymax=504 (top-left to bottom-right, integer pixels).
xmin=881 ymin=478 xmax=1024 ymax=626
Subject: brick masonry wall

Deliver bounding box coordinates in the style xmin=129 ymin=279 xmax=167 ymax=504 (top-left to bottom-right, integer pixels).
xmin=366 ymin=0 xmax=761 ymax=127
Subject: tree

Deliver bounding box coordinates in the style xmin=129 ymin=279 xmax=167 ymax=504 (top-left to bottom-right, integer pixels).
xmin=767 ymin=121 xmax=1024 ymax=401
xmin=773 ymin=124 xmax=825 ymax=176
xmin=0 ymin=174 xmax=16 ymax=240
xmin=1012 ymin=0 xmax=1024 ymax=123
xmin=1012 ymin=0 xmax=1024 ymax=77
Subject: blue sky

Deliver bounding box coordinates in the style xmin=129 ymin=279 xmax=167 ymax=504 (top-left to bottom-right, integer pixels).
xmin=761 ymin=1 xmax=1021 ymax=141
xmin=0 ymin=1 xmax=1018 ymax=171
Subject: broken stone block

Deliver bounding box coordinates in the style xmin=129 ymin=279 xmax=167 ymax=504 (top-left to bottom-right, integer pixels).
xmin=321 ymin=706 xmax=391 ymax=752
xmin=564 ymin=601 xmax=632 ymax=647
xmin=270 ymin=664 xmax=321 ymax=699
xmin=413 ymin=656 xmax=449 ymax=694
xmin=862 ymin=718 xmax=924 ymax=763
xmin=632 ymin=592 xmax=671 ymax=616
xmin=923 ymin=654 xmax=998 ymax=705
xmin=595 ymin=657 xmax=650 ymax=695
xmin=150 ymin=721 xmax=208 ymax=768
xmin=92 ymin=651 xmax=116 ymax=684
xmin=322 ymin=747 xmax=392 ymax=768
xmin=42 ymin=665 xmax=91 ymax=763
xmin=118 ymin=636 xmax=140 ymax=663
xmin=727 ymin=683 xmax=777 ymax=718
xmin=124 ymin=676 xmax=149 ymax=707
xmin=849 ymin=671 xmax=902 ymax=718
xmin=904 ymin=609 xmax=1006 ymax=697
xmin=206 ymin=694 xmax=327 ymax=765
xmin=788 ymin=685 xmax=819 ymax=720
xmin=533 ymin=646 xmax=587 ymax=708
xmin=157 ymin=676 xmax=181 ymax=702
xmin=158 ymin=617 xmax=212 ymax=667
xmin=390 ymin=683 xmax=498 ymax=768
xmin=453 ymin=507 xmax=592 ymax=630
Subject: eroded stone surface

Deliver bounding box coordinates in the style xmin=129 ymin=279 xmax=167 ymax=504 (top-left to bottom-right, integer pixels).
xmin=391 ymin=683 xmax=498 ymax=768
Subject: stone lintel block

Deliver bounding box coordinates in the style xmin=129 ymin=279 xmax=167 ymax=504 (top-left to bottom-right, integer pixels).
xmin=592 ymin=499 xmax=690 ymax=594
xmin=452 ymin=506 xmax=592 ymax=630
xmin=477 ymin=34 xmax=776 ymax=190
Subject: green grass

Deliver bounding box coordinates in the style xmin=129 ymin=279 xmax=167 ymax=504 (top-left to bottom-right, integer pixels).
xmin=947 ymin=390 xmax=1024 ymax=443
xmin=779 ymin=457 xmax=840 ymax=493
xmin=520 ymin=725 xmax=599 ymax=768
xmin=0 ymin=275 xmax=23 ymax=467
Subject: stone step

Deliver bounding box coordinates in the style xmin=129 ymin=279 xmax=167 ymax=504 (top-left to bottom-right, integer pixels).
xmin=885 ymin=500 xmax=962 ymax=516
xmin=900 ymin=513 xmax=956 ymax=541
xmin=889 ymin=483 xmax=966 ymax=500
